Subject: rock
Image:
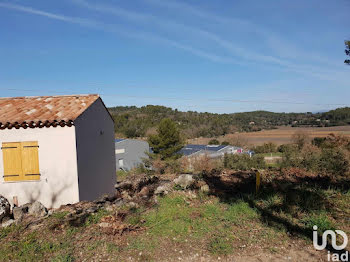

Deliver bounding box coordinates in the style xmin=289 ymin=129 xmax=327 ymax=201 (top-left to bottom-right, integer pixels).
xmin=200 ymin=184 xmax=210 ymax=193
xmin=115 ymin=181 xmax=133 ymax=191
xmin=67 ymin=212 xmax=89 ymax=227
xmin=155 ymin=185 xmax=169 ymax=196
xmin=28 ymin=201 xmax=47 ymax=217
xmin=86 ymin=206 xmax=99 ymax=214
xmin=1 ymin=219 xmax=15 ymax=228
xmin=13 ymin=205 xmax=29 ymax=220
xmin=121 ymin=191 xmax=132 ymax=200
xmin=105 ymin=205 xmax=115 ymax=212
xmin=94 ymin=194 xmax=117 ymax=204
xmin=138 ymin=186 xmax=150 ymax=199
xmin=0 ymin=195 xmax=10 ymax=223
xmin=98 ymin=222 xmax=110 ymax=228
xmin=114 ymin=199 xmax=125 ymax=207
xmin=174 ymin=174 xmax=194 ymax=189
xmin=126 ymin=202 xmax=139 ymax=209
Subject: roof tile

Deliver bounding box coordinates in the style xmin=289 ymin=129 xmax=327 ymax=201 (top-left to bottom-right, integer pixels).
xmin=0 ymin=94 xmax=99 ymax=129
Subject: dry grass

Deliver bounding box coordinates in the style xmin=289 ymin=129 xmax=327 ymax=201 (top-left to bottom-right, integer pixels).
xmin=188 ymin=126 xmax=350 ymax=146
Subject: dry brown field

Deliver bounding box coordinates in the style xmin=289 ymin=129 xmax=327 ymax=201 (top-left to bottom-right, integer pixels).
xmin=188 ymin=125 xmax=350 ymax=147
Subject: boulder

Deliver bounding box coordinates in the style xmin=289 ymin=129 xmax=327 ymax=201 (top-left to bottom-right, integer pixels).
xmin=0 ymin=195 xmax=10 ymax=223
xmin=13 ymin=204 xmax=29 ymax=220
xmin=174 ymin=174 xmax=194 ymax=189
xmin=28 ymin=201 xmax=48 ymax=217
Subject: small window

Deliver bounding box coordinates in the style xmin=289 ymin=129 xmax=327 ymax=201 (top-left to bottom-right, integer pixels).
xmin=115 ymin=148 xmax=125 ymax=154
xmin=118 ymin=159 xmax=124 ymax=168
xmin=2 ymin=141 xmax=40 ymax=182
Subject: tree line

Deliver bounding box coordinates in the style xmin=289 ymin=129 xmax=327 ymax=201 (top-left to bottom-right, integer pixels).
xmin=108 ymin=105 xmax=350 ymax=139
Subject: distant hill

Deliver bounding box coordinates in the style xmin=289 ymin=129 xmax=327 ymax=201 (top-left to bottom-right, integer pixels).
xmin=108 ymin=105 xmax=350 ymax=139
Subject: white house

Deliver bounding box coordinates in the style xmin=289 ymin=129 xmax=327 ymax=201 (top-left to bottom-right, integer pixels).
xmin=0 ymin=94 xmax=116 ymax=208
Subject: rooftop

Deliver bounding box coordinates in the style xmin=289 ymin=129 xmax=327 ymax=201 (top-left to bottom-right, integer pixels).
xmin=179 ymin=144 xmax=228 ymax=156
xmin=0 ymin=94 xmax=100 ymax=129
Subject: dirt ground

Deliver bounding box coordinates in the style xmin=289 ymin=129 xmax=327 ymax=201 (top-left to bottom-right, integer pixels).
xmin=188 ymin=125 xmax=350 ymax=146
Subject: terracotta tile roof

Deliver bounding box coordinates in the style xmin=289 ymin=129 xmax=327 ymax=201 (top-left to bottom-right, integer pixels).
xmin=0 ymin=94 xmax=100 ymax=129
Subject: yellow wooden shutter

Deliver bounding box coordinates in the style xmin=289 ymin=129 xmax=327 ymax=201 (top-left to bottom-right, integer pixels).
xmin=21 ymin=141 xmax=40 ymax=181
xmin=2 ymin=142 xmax=23 ymax=182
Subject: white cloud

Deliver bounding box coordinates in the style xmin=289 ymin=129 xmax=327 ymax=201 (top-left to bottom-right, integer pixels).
xmin=0 ymin=2 xmax=237 ymax=64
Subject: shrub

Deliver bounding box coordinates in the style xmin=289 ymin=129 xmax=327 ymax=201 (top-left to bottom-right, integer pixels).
xmin=319 ymin=148 xmax=349 ymax=178
xmin=208 ymin=139 xmax=220 ymax=145
xmin=152 ymin=157 xmax=167 ymax=174
xmin=254 ymin=142 xmax=277 ymax=154
xmin=165 ymin=159 xmax=182 ymax=174
xmin=280 ymin=135 xmax=350 ymax=178
xmin=292 ymin=130 xmax=311 ymax=149
xmin=223 ymin=154 xmax=266 ymax=170
xmin=192 ymin=154 xmax=219 ymax=174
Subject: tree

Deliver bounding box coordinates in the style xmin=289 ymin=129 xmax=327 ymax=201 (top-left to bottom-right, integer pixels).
xmin=292 ymin=130 xmax=310 ymax=150
xmin=208 ymin=139 xmax=220 ymax=145
xmin=345 ymin=40 xmax=350 ymax=65
xmin=148 ymin=118 xmax=184 ymax=160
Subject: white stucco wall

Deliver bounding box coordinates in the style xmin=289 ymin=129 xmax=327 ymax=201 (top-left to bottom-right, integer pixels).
xmin=74 ymin=98 xmax=116 ymax=201
xmin=0 ymin=126 xmax=79 ymax=208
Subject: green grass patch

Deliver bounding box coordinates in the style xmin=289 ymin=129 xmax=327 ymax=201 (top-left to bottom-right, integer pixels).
xmin=106 ymin=242 xmax=121 ymax=253
xmin=302 ymin=213 xmax=335 ymax=233
xmin=207 ymin=234 xmax=234 ymax=255
xmin=127 ymin=237 xmax=158 ymax=251
xmin=0 ymin=231 xmax=61 ymax=261
xmin=0 ymin=224 xmax=23 ymax=240
xmin=126 ymin=193 xmax=260 ymax=255
xmin=85 ymin=208 xmax=110 ymax=226
xmin=51 ymin=253 xmax=75 ymax=262
xmin=50 ymin=211 xmax=69 ymax=220
xmin=116 ymin=170 xmax=130 ymax=181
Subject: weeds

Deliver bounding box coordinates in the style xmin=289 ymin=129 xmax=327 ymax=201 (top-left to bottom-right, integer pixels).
xmin=302 ymin=213 xmax=335 ymax=233
xmin=207 ymin=234 xmax=234 ymax=255
xmin=85 ymin=208 xmax=110 ymax=226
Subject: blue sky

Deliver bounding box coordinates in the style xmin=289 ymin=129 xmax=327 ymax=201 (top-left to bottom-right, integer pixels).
xmin=0 ymin=0 xmax=349 ymax=113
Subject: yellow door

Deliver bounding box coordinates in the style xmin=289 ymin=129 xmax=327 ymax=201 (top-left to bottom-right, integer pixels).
xmin=21 ymin=141 xmax=40 ymax=181
xmin=2 ymin=142 xmax=23 ymax=182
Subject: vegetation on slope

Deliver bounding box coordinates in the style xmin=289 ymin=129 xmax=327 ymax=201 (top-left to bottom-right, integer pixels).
xmin=109 ymin=105 xmax=350 ymax=139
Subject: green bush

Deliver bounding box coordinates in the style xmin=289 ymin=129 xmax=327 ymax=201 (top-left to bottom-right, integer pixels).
xmin=254 ymin=142 xmax=277 ymax=154
xmin=319 ymin=148 xmax=349 ymax=178
xmin=224 ymin=154 xmax=266 ymax=170
xmin=280 ymin=136 xmax=350 ymax=178
xmin=208 ymin=139 xmax=220 ymax=145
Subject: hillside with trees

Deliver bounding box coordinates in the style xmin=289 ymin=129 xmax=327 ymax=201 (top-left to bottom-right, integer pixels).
xmin=108 ymin=105 xmax=350 ymax=138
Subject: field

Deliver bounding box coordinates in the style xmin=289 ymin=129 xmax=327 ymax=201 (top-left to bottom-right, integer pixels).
xmin=188 ymin=125 xmax=350 ymax=146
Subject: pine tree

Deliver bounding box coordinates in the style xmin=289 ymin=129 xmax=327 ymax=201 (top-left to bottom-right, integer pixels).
xmin=148 ymin=118 xmax=184 ymax=160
